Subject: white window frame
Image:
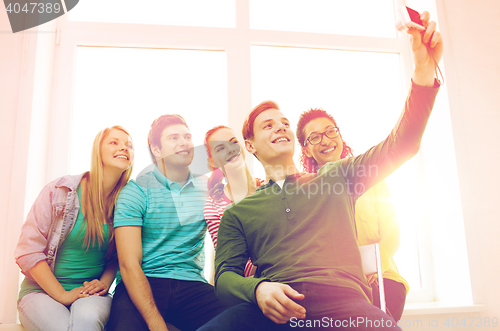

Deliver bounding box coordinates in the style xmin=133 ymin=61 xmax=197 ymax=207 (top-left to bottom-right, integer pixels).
xmin=34 ymin=0 xmax=457 ymax=306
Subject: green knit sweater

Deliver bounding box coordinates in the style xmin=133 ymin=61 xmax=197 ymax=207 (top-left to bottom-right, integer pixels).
xmin=214 ymin=81 xmax=439 ymax=306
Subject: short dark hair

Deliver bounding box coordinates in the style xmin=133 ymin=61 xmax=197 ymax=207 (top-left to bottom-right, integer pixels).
xmin=242 ymin=100 xmax=280 ymax=141
xmin=147 ymin=114 xmax=188 ymax=164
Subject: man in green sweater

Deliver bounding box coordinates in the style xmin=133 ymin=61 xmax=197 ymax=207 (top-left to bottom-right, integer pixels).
xmin=199 ymin=11 xmax=443 ymax=331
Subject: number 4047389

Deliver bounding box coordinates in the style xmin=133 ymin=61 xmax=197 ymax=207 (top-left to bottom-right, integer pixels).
xmin=6 ymin=2 xmax=61 ymax=14
xmin=443 ymin=317 xmax=498 ymax=328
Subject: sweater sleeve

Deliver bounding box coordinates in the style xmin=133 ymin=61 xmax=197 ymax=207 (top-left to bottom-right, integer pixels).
xmin=214 ymin=209 xmax=267 ymax=306
xmin=14 ymin=182 xmax=58 ymax=277
xmin=323 ymin=80 xmax=440 ymax=201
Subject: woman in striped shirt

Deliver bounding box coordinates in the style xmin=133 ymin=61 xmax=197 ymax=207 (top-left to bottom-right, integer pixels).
xmin=203 ymin=126 xmax=262 ymax=282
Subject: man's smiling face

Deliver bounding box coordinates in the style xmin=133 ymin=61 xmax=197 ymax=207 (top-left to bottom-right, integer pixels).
xmin=245 ymin=108 xmax=295 ymax=163
xmin=153 ymin=123 xmax=194 ymax=167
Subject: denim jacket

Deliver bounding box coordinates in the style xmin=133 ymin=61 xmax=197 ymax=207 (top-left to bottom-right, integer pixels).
xmin=15 ymin=173 xmax=85 ymax=278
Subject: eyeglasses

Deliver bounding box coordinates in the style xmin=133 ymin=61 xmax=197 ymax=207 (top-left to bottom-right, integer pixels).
xmin=304 ymin=127 xmax=340 ymax=146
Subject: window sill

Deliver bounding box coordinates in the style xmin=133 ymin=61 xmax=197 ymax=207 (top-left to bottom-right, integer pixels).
xmin=403 ymin=302 xmax=486 ymax=316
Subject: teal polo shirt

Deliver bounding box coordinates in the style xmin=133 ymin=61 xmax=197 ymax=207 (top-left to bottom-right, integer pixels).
xmin=114 ymin=166 xmax=208 ymax=283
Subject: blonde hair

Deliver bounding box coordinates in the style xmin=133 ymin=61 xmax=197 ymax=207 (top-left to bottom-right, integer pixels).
xmin=81 ymin=126 xmax=133 ymax=253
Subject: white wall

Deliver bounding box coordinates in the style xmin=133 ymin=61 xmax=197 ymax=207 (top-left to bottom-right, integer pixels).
xmin=0 ymin=8 xmax=29 ymax=323
xmin=1 ymin=0 xmax=499 ymax=328
xmin=0 ymin=6 xmax=55 ymax=323
xmin=445 ymin=0 xmax=500 ymax=313
xmin=399 ymin=0 xmax=500 ymax=329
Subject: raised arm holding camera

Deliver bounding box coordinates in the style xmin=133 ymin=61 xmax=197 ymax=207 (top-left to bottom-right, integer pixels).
xmin=199 ymin=10 xmax=442 ymax=331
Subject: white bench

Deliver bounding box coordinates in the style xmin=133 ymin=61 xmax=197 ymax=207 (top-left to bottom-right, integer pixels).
xmin=0 ymin=322 xmax=181 ymax=331
xmin=0 ymin=324 xmax=25 ymax=331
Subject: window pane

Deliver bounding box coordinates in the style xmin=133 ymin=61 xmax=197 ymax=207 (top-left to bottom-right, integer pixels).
xmin=251 ymin=45 xmax=423 ymax=290
xmin=69 ymin=0 xmax=236 ymax=28
xmin=250 ymin=0 xmax=397 ymax=38
xmin=70 ymin=47 xmax=228 ymax=179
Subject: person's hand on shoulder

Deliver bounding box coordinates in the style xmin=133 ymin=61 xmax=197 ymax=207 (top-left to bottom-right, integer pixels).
xmin=255 ymin=282 xmax=306 ymax=324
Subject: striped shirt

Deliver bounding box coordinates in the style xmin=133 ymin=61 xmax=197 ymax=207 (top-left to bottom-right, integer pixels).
xmin=204 ymin=180 xmax=263 ymax=278
xmin=114 ymin=166 xmax=208 ymax=283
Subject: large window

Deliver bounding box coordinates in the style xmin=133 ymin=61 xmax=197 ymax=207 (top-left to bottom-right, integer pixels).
xmin=250 ymin=45 xmax=426 ymax=297
xmin=69 ymin=0 xmax=236 ymax=28
xmin=250 ymin=0 xmax=397 ymax=37
xmin=70 ymin=46 xmax=228 ymax=178
xmin=42 ymin=0 xmax=469 ymax=305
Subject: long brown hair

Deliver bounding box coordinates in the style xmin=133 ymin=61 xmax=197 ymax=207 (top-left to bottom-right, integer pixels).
xmin=204 ymin=125 xmax=256 ymax=201
xmin=81 ymin=126 xmax=133 ymax=253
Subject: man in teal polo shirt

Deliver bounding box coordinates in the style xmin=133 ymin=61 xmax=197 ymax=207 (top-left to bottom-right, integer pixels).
xmin=107 ymin=115 xmax=226 ymax=331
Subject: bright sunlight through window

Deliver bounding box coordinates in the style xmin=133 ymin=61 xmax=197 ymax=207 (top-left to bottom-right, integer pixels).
xmin=70 ymin=47 xmax=228 ymax=179
xmin=250 ymin=0 xmax=397 ymax=37
xmin=250 ymin=45 xmax=424 ymax=294
xmin=69 ymin=0 xmax=236 ymax=28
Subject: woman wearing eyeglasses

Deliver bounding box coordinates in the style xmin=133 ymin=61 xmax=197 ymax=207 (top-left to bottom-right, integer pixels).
xmin=296 ymin=109 xmax=408 ymax=321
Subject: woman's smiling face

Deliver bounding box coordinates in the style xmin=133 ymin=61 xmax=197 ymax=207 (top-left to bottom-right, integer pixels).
xmin=208 ymin=128 xmax=245 ymax=172
xmin=101 ymin=129 xmax=134 ymax=172
xmin=302 ymin=117 xmax=343 ymax=167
